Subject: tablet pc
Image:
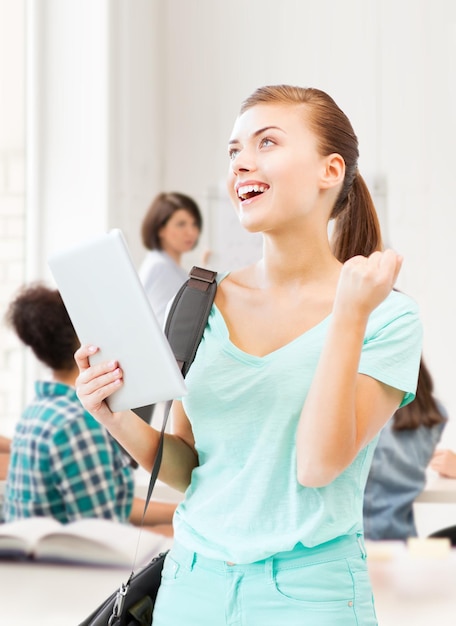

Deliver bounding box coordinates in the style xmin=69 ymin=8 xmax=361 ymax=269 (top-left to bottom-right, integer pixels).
xmin=48 ymin=228 xmax=187 ymax=412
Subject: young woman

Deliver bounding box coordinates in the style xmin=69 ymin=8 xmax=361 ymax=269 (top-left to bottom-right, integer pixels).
xmin=75 ymin=85 xmax=422 ymax=625
xmin=139 ymin=192 xmax=203 ymax=328
xmin=3 ymin=284 xmax=175 ymax=535
xmin=363 ymin=357 xmax=447 ymax=540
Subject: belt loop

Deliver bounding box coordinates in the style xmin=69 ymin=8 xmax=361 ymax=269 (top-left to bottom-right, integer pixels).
xmin=173 ymin=542 xmax=197 ymax=571
xmin=356 ymin=532 xmax=367 ymax=559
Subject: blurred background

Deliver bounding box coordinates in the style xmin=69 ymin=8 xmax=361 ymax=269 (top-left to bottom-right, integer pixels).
xmin=1 ymin=0 xmax=455 ymax=449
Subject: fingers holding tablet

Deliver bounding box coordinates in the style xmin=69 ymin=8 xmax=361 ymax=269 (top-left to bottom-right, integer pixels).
xmin=75 ymin=344 xmax=124 ymax=420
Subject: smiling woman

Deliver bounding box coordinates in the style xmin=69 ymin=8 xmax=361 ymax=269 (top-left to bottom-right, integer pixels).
xmin=74 ymin=84 xmax=422 ymax=626
xmin=138 ymin=191 xmax=203 ymax=328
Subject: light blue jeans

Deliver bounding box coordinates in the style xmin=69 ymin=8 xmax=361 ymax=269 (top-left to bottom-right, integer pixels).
xmin=152 ymin=534 xmax=378 ymax=625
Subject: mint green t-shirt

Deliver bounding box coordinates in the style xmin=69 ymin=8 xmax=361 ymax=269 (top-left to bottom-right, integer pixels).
xmin=174 ymin=286 xmax=422 ymax=563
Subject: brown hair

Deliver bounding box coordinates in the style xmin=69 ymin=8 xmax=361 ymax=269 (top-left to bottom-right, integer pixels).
xmin=240 ymin=85 xmax=382 ymax=262
xmin=141 ymin=192 xmax=203 ymax=251
xmin=393 ymin=357 xmax=447 ymax=431
xmin=5 ymin=283 xmax=79 ymax=371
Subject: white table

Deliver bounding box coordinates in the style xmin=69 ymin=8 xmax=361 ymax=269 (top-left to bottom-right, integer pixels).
xmin=1 ymin=543 xmax=456 ymax=625
xmin=415 ymin=469 xmax=456 ymax=503
xmin=366 ymin=541 xmax=456 ymax=625
xmin=0 ymin=561 xmax=133 ymax=626
xmin=413 ymin=469 xmax=456 ymax=537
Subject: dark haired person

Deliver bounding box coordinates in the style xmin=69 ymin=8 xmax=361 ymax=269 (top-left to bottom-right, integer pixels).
xmin=75 ymin=85 xmax=422 ymax=624
xmin=3 ymin=283 xmax=175 ymax=534
xmin=139 ymin=192 xmax=203 ymax=327
xmin=363 ymin=357 xmax=447 ymax=540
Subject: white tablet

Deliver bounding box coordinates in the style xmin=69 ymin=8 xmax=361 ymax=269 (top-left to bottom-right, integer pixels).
xmin=48 ymin=228 xmax=187 ymax=412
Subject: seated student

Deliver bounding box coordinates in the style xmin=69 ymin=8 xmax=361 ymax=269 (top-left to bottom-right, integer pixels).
xmin=363 ymin=357 xmax=447 ymax=540
xmin=2 ymin=283 xmax=176 ymax=535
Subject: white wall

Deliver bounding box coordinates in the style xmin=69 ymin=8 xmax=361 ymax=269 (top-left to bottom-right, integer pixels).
xmin=378 ymin=1 xmax=456 ymax=446
xmin=107 ymin=0 xmax=165 ymax=266
xmin=157 ymin=0 xmax=456 ymax=447
xmin=1 ymin=0 xmax=456 ymax=451
xmin=27 ymin=0 xmax=165 ymax=272
xmin=0 ymin=0 xmax=26 ymax=434
xmin=27 ymin=0 xmax=111 ymax=282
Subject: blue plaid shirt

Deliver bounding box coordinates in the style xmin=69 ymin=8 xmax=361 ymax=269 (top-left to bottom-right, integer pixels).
xmin=3 ymin=381 xmax=135 ymax=523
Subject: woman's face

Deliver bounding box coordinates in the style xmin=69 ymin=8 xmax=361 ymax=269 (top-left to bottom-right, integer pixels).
xmin=226 ymin=103 xmax=330 ymax=234
xmin=159 ymin=208 xmax=200 ymax=256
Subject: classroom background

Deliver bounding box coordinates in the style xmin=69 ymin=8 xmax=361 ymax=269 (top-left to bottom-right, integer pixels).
xmin=0 ymin=0 xmax=455 ymax=448
xmin=1 ymin=3 xmax=456 ymax=623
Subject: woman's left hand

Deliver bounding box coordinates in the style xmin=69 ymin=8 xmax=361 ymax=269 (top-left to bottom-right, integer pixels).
xmin=334 ymin=249 xmax=403 ymax=319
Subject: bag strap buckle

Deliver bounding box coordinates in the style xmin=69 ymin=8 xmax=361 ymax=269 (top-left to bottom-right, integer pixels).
xmin=108 ymin=581 xmax=130 ymax=625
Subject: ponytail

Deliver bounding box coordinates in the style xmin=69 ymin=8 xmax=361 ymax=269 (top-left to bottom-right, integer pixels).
xmin=331 ymin=172 xmax=382 ymax=263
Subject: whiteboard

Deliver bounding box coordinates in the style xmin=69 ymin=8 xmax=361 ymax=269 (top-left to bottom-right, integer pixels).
xmin=205 ymin=184 xmax=263 ymax=272
xmin=204 ymin=175 xmax=388 ymax=273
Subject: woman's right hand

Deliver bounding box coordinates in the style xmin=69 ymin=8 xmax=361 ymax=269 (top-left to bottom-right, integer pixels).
xmin=335 ymin=249 xmax=403 ymax=320
xmin=74 ymin=344 xmax=124 ymax=425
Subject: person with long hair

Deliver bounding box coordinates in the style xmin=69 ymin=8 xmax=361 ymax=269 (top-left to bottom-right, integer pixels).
xmin=74 ymin=85 xmax=422 ymax=624
xmin=363 ymin=357 xmax=446 ymax=540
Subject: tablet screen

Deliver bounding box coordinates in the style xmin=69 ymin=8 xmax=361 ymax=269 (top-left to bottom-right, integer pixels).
xmin=48 ymin=229 xmax=187 ymax=412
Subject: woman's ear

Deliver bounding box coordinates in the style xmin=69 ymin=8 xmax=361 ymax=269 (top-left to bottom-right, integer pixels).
xmin=320 ymin=153 xmax=345 ymax=189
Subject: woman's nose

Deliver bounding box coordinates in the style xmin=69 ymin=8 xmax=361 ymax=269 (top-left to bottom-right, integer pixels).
xmin=231 ymin=149 xmax=255 ymax=174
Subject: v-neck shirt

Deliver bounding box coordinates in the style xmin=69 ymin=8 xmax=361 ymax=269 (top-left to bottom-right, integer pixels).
xmin=173 ymin=276 xmax=422 ymax=563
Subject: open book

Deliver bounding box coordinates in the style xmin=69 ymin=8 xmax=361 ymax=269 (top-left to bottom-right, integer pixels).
xmin=0 ymin=517 xmax=173 ymax=567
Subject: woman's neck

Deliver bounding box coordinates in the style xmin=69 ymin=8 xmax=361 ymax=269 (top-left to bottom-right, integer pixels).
xmin=257 ymin=229 xmax=341 ymax=288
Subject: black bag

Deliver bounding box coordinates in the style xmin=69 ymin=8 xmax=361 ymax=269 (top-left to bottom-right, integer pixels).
xmin=80 ymin=552 xmax=167 ymax=626
xmin=78 ymin=267 xmax=217 ymax=626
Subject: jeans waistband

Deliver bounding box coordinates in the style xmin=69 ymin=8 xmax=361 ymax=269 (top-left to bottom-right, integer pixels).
xmin=170 ymin=534 xmax=365 ymax=574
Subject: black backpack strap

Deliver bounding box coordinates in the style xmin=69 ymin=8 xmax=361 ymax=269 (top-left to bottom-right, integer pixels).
xmin=141 ymin=266 xmax=217 ymax=514
xmin=164 ymin=266 xmax=218 ymax=376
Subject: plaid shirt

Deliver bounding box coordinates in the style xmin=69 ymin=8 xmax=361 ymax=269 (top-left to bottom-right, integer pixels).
xmin=3 ymin=381 xmax=135 ymax=523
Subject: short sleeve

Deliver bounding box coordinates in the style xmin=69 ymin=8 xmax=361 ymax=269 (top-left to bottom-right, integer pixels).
xmin=359 ymin=292 xmax=422 ymax=407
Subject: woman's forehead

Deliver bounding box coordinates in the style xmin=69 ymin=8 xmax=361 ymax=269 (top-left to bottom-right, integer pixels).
xmin=229 ymin=102 xmax=310 ymax=142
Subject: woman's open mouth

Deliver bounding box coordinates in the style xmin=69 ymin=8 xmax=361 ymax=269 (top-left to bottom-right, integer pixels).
xmin=237 ymin=184 xmax=268 ymax=201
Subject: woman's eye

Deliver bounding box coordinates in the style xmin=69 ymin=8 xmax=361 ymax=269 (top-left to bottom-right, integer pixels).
xmin=229 ymin=148 xmax=240 ymax=160
xmin=260 ymin=137 xmax=274 ymax=148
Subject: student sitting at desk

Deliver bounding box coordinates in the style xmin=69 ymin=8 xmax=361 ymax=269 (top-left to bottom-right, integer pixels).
xmin=363 ymin=357 xmax=447 ymax=540
xmin=2 ymin=283 xmax=176 ymax=534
